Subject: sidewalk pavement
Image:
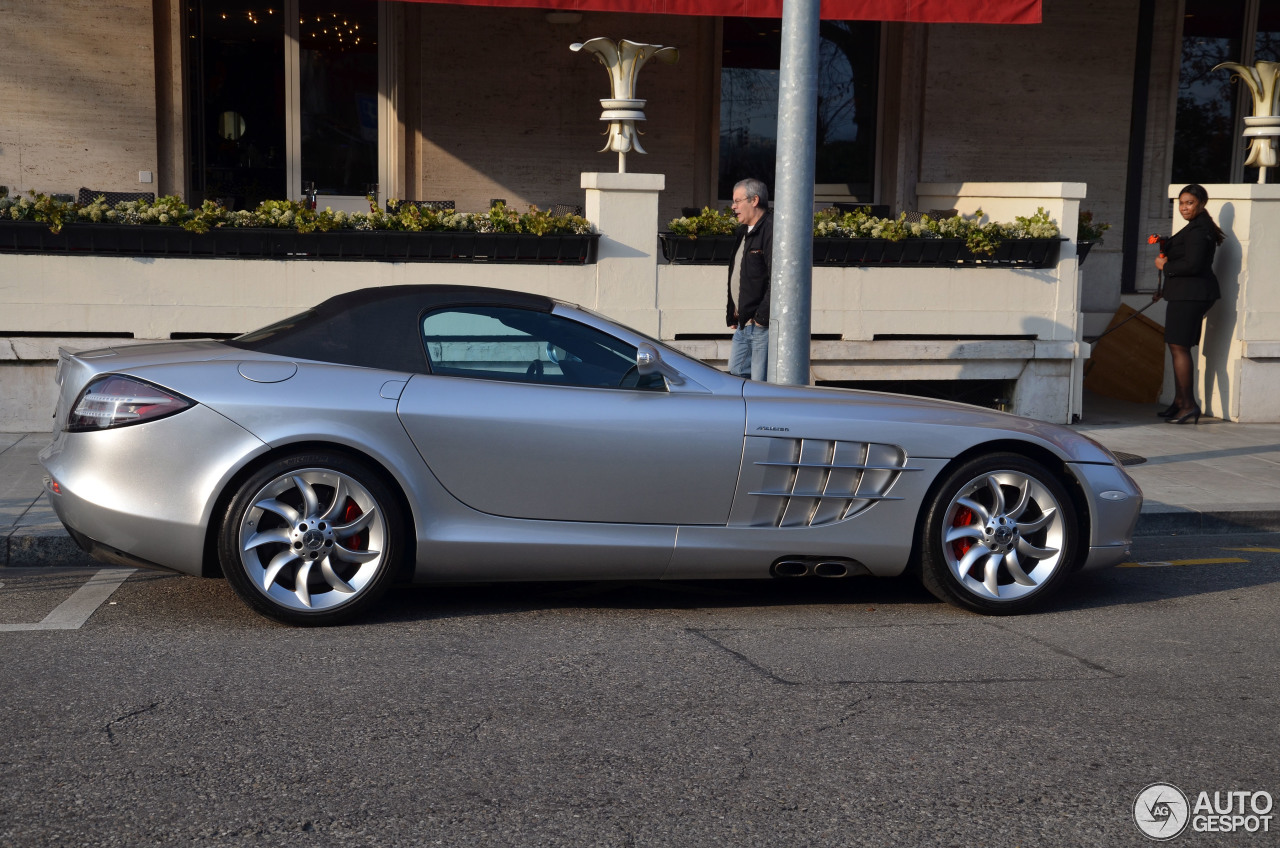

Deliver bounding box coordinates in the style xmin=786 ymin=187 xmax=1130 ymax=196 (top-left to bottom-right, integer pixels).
xmin=4 ymin=392 xmax=1280 ymax=568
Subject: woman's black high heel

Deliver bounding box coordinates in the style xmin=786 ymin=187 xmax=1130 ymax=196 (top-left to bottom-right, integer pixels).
xmin=1167 ymin=406 xmax=1201 ymax=425
xmin=1157 ymin=402 xmax=1180 ymax=418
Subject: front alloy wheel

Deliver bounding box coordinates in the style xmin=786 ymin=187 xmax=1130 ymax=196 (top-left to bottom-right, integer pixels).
xmin=219 ymin=452 xmax=403 ymax=625
xmin=920 ymin=453 xmax=1078 ymax=614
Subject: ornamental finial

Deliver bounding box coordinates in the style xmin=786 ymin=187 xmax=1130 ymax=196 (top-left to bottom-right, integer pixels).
xmin=571 ymin=38 xmax=679 ymax=173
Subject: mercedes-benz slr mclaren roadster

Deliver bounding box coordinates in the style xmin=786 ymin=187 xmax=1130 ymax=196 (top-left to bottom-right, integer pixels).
xmin=40 ymin=285 xmax=1141 ymax=625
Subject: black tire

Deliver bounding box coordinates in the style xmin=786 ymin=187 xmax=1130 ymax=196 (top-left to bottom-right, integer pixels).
xmin=919 ymin=452 xmax=1077 ymax=615
xmin=218 ymin=451 xmax=404 ymax=626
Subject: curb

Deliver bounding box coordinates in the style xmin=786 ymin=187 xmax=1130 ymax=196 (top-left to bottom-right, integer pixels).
xmin=1134 ymin=509 xmax=1280 ymax=538
xmin=3 ymin=525 xmax=97 ymax=569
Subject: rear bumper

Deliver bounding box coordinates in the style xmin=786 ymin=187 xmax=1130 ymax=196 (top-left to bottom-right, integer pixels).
xmin=58 ymin=520 xmax=188 ymax=574
xmin=39 ymin=405 xmax=266 ymax=577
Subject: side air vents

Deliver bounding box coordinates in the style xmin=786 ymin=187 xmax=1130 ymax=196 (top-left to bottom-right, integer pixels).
xmin=729 ymin=437 xmax=919 ymax=528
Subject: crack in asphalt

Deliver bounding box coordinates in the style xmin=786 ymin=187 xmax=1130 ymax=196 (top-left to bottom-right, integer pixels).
xmin=814 ymin=694 xmax=876 ymax=733
xmin=102 ymin=702 xmax=161 ymax=745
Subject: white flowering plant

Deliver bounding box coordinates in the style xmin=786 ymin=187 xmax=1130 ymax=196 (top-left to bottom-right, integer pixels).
xmin=663 ymin=204 xmax=1062 ymax=257
xmin=810 ymin=206 xmax=1061 ymax=257
xmin=666 ymin=206 xmax=738 ymax=237
xmin=1 ymin=189 xmax=77 ymax=233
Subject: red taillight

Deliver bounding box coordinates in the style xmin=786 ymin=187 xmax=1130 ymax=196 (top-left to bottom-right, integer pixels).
xmin=67 ymin=375 xmax=194 ymax=432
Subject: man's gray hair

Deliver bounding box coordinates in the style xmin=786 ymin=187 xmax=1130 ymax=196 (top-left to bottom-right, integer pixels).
xmin=734 ymin=178 xmax=769 ymax=206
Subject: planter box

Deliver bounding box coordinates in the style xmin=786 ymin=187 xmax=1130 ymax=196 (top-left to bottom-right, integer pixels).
xmin=0 ymin=221 xmax=599 ymax=264
xmin=1076 ymin=240 xmax=1095 ymax=266
xmin=984 ymin=237 xmax=1063 ymax=267
xmin=662 ymin=231 xmax=1064 ymax=268
xmin=659 ymin=233 xmax=738 ymax=264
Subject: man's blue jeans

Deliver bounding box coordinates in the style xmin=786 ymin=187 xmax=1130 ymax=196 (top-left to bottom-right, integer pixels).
xmin=729 ymin=323 xmax=768 ymax=381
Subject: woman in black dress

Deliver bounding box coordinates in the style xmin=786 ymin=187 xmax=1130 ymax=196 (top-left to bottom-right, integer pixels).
xmin=1154 ymin=184 xmax=1225 ymax=425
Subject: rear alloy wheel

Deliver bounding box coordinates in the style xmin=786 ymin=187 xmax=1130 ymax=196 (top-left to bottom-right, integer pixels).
xmin=920 ymin=453 xmax=1077 ymax=615
xmin=219 ymin=452 xmax=403 ymax=626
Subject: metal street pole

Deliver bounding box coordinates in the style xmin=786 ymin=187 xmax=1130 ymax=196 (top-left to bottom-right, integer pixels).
xmin=769 ymin=0 xmax=819 ymax=386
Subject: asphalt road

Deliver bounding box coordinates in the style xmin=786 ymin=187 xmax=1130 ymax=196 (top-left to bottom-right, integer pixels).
xmin=3 ymin=534 xmax=1279 ymax=847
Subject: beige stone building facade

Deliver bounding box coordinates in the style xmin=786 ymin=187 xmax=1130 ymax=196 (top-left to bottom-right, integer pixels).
xmin=0 ymin=0 xmax=1195 ymax=304
xmin=3 ymin=0 xmax=1279 ymax=429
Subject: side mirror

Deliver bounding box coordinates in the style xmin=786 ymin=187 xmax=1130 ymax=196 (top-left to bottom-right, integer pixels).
xmin=636 ymin=343 xmax=684 ymax=386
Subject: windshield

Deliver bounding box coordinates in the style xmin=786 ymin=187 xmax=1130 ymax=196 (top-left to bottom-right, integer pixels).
xmin=567 ymin=303 xmax=691 ymax=360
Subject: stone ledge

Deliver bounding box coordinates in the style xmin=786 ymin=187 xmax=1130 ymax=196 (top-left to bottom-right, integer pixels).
xmin=670 ymin=338 xmax=1085 ymax=362
xmin=1243 ymin=340 xmax=1280 ymax=360
xmin=0 ymin=337 xmax=156 ymax=362
xmin=581 ymin=172 xmax=666 ymax=192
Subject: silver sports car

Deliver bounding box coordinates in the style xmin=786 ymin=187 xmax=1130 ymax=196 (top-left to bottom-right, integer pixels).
xmin=40 ymin=285 xmax=1141 ymax=625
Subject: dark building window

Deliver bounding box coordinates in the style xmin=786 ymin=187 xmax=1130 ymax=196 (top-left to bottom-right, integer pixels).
xmin=297 ymin=2 xmax=379 ymax=199
xmin=718 ymin=18 xmax=879 ymax=202
xmin=185 ymin=1 xmax=288 ymax=209
xmin=184 ymin=0 xmax=380 ymax=210
xmin=1173 ymin=0 xmax=1280 ymax=186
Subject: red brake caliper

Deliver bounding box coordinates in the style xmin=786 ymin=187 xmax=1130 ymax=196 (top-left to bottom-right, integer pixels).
xmin=951 ymin=506 xmax=975 ymax=572
xmin=342 ymin=500 xmax=367 ymax=551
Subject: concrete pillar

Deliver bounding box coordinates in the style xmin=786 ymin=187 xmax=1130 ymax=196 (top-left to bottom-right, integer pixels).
xmin=915 ymin=181 xmax=1088 ymax=423
xmin=581 ymin=172 xmax=665 ymax=336
xmin=1183 ymin=184 xmax=1280 ymax=422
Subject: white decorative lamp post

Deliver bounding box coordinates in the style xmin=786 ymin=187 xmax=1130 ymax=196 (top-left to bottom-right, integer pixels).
xmin=571 ymin=38 xmax=679 ymax=173
xmin=1215 ymin=60 xmax=1280 ymax=183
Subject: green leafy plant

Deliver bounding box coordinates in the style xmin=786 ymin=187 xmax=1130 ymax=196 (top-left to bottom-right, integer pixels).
xmin=666 ymin=206 xmax=738 ymax=237
xmin=0 ymin=192 xmax=594 ymax=237
xmin=805 ymin=206 xmax=1061 ymax=257
xmin=1077 ymin=209 xmax=1110 ymax=243
xmin=1009 ymin=207 xmax=1061 ymax=239
xmin=666 ymin=205 xmax=1063 ymax=257
xmin=1 ymin=191 xmax=78 ymax=233
xmin=813 ymin=208 xmax=915 ymax=241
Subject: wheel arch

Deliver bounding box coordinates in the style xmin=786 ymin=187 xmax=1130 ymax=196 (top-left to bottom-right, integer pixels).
xmin=200 ymin=439 xmax=417 ymax=580
xmin=906 ymin=438 xmax=1092 ymax=576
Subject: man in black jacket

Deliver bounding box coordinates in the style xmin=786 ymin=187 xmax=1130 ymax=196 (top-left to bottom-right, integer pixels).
xmin=725 ymin=178 xmax=773 ymax=380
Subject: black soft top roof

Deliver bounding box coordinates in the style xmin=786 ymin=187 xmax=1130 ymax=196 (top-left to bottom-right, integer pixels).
xmin=223 ymin=285 xmax=557 ymax=373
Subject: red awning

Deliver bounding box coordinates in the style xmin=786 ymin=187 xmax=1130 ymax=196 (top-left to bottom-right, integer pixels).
xmin=392 ymin=0 xmax=1041 ymax=25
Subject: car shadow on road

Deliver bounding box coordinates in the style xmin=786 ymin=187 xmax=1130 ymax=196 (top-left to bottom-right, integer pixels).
xmin=367 ymin=575 xmax=943 ymax=624
xmin=101 ymin=557 xmax=1280 ymax=628
xmin=1038 ymin=561 xmax=1280 ymax=614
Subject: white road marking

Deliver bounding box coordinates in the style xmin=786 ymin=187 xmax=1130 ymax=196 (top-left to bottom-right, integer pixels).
xmin=0 ymin=569 xmax=135 ymax=632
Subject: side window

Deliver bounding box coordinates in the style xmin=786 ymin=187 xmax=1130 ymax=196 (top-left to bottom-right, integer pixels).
xmin=421 ymin=306 xmax=665 ymax=390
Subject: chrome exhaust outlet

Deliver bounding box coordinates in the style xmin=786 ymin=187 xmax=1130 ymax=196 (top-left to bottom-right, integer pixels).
xmin=772 ymin=559 xmax=811 ymax=577
xmin=814 ymin=561 xmax=849 ymax=578
xmin=772 ymin=557 xmax=871 ymax=579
